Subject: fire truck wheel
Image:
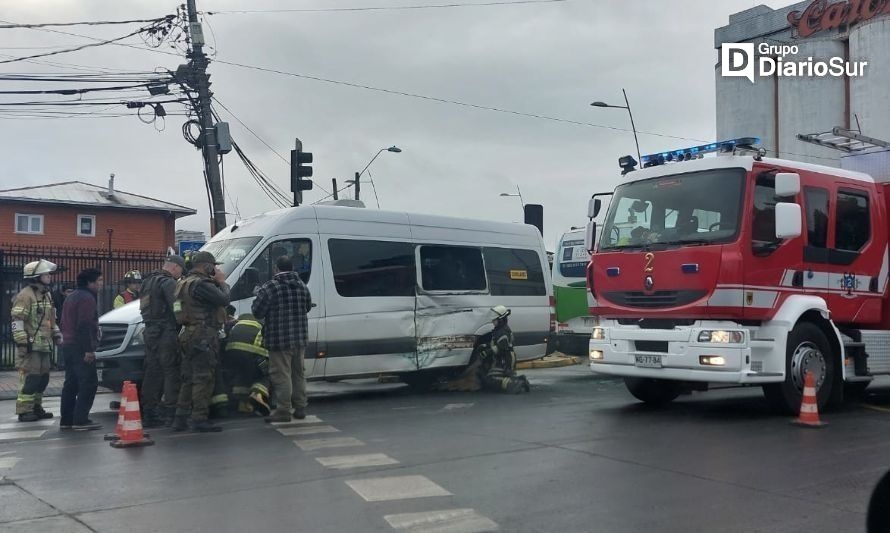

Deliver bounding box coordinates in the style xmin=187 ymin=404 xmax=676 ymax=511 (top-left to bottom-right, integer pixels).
xmin=624 ymin=377 xmax=682 ymax=405
xmin=763 ymin=321 xmax=835 ymax=415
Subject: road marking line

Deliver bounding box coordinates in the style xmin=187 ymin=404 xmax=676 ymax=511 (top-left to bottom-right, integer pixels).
xmin=271 ymin=415 xmax=323 ymax=427
xmin=384 ymin=508 xmax=499 ymax=532
xmin=345 ymin=475 xmax=452 ymax=502
xmin=861 ymin=403 xmax=890 ymax=413
xmin=0 ymin=430 xmax=46 ymax=441
xmin=315 ymin=453 xmax=400 ymax=470
xmin=277 ymin=425 xmax=339 ymax=437
xmin=0 ymin=457 xmax=21 ymax=469
xmin=442 ymin=403 xmax=475 ymax=411
xmin=293 ymin=437 xmax=364 ymax=451
xmin=0 ymin=419 xmax=56 ymax=430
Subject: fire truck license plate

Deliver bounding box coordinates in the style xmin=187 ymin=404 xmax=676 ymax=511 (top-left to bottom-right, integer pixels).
xmin=634 ymin=355 xmax=662 ymax=368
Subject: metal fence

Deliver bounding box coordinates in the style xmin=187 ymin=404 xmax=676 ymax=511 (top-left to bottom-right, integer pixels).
xmin=1 ymin=244 xmax=167 ymax=369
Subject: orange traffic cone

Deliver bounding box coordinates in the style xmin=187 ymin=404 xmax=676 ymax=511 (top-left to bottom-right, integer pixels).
xmin=791 ymin=371 xmax=827 ymax=428
xmin=110 ymin=382 xmax=154 ymax=448
xmin=104 ymin=380 xmax=130 ymax=441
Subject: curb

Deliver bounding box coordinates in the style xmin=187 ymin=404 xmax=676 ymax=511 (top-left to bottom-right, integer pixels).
xmin=517 ymin=354 xmax=581 ymax=370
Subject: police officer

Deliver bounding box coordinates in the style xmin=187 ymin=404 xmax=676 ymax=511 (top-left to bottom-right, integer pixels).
xmin=172 ymin=251 xmax=230 ymax=433
xmin=139 ymin=256 xmax=185 ymax=428
xmin=11 ymin=259 xmax=63 ymax=421
xmin=476 ymin=305 xmax=530 ymax=394
xmin=223 ymin=313 xmax=271 ymax=416
xmin=113 ymin=270 xmax=142 ymax=309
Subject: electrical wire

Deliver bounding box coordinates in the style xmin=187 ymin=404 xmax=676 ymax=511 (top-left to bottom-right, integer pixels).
xmin=205 ymin=0 xmax=568 ymax=15
xmin=0 ymin=16 xmax=174 ymax=29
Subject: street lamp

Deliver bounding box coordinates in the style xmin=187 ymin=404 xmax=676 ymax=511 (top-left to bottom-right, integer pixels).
xmin=499 ymin=185 xmax=525 ymax=211
xmin=591 ymin=88 xmax=642 ymax=164
xmin=348 ymin=145 xmax=402 ymax=208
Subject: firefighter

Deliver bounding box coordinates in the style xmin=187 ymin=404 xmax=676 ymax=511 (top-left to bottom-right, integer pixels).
xmin=113 ymin=270 xmax=143 ymax=309
xmin=223 ymin=313 xmax=271 ymax=416
xmin=172 ymin=251 xmax=230 ymax=433
xmin=476 ymin=305 xmax=530 ymax=394
xmin=11 ymin=259 xmax=63 ymax=421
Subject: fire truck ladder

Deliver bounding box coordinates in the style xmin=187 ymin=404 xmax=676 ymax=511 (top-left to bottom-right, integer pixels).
xmin=797 ymin=127 xmax=890 ymax=153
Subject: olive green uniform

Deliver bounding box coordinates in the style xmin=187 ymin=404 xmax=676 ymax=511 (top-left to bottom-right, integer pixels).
xmin=174 ymin=272 xmax=229 ymax=423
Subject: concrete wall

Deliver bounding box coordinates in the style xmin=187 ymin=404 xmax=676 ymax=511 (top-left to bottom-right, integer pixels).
xmin=715 ymin=59 xmax=777 ymax=157
xmin=850 ymin=17 xmax=890 ymax=143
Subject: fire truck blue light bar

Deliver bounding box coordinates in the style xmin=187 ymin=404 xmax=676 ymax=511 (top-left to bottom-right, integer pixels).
xmin=641 ymin=137 xmax=761 ymax=167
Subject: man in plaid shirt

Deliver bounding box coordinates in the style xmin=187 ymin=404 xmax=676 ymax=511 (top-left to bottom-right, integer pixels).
xmin=251 ymin=255 xmax=313 ymax=422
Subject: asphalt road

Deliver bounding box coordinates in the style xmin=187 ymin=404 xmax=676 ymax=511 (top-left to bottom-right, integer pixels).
xmin=1 ymin=366 xmax=889 ymax=533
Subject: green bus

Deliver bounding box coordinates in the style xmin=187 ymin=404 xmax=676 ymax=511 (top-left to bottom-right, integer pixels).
xmin=551 ymin=228 xmax=594 ymax=355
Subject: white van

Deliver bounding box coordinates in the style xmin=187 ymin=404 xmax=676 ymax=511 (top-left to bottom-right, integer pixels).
xmin=96 ymin=205 xmax=554 ymax=390
xmin=550 ymin=228 xmax=594 ymax=355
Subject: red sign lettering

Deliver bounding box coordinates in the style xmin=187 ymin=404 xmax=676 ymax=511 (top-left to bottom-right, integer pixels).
xmin=788 ymin=0 xmax=890 ymax=38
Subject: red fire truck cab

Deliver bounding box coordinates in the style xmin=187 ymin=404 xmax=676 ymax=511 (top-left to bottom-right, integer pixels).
xmin=586 ymin=139 xmax=890 ymax=413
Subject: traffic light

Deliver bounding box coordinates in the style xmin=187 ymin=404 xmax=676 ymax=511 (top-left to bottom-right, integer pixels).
xmin=291 ymin=146 xmax=314 ymax=206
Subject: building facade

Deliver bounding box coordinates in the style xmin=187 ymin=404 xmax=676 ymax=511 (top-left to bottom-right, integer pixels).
xmin=716 ymin=0 xmax=890 ymax=165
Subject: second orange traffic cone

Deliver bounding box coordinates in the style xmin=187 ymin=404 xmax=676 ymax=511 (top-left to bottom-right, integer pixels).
xmin=104 ymin=380 xmax=130 ymax=441
xmin=110 ymin=382 xmax=154 ymax=448
xmin=791 ymin=371 xmax=827 ymax=428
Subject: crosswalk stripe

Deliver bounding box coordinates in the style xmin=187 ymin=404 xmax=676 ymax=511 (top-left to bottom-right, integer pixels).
xmin=271 ymin=415 xmax=323 ymax=427
xmin=345 ymin=475 xmax=452 ymax=502
xmin=0 ymin=430 xmax=46 ymax=441
xmin=293 ymin=437 xmax=364 ymax=451
xmin=0 ymin=457 xmax=21 ymax=469
xmin=384 ymin=509 xmax=499 ymax=533
xmin=316 ymin=453 xmax=400 ymax=470
xmin=277 ymin=425 xmax=339 ymax=437
xmin=0 ymin=419 xmax=56 ymax=430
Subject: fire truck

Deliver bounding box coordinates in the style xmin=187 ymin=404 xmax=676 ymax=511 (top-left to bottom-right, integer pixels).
xmin=585 ymin=137 xmax=890 ymax=414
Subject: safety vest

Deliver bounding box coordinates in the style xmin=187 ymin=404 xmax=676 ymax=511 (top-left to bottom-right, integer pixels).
xmin=173 ymin=274 xmax=226 ymax=327
xmin=10 ymin=284 xmax=57 ymax=351
xmin=113 ymin=289 xmax=138 ymax=309
xmin=225 ymin=319 xmax=268 ymax=358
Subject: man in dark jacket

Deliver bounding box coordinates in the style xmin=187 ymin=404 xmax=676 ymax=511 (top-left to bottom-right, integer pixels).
xmin=252 ymin=255 xmax=312 ymax=423
xmin=139 ymin=255 xmax=185 ymax=427
xmin=60 ymin=268 xmax=104 ymax=431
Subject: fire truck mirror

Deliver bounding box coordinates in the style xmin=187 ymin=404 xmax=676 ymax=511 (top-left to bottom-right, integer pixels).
xmin=775 ymin=202 xmax=802 ymax=240
xmin=775 ymin=172 xmax=801 ymax=197
xmin=588 ymin=198 xmax=601 ymax=219
xmin=585 ymin=220 xmax=597 ymax=252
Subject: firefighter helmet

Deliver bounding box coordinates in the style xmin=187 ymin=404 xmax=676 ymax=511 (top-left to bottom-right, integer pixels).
xmin=123 ymin=270 xmax=142 ymax=283
xmin=490 ymin=305 xmax=511 ymax=321
xmin=23 ymin=259 xmax=57 ymax=279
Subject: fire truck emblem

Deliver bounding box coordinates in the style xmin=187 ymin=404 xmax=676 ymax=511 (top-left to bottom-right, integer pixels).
xmin=644 ymin=275 xmax=654 ymax=291
xmin=840 ymin=273 xmax=859 ymax=296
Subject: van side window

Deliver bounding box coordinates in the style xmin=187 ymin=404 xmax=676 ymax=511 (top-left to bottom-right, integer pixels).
xmin=232 ymin=238 xmax=311 ymax=300
xmin=419 ymin=245 xmax=486 ymax=291
xmin=804 ymin=187 xmax=829 ymax=248
xmin=835 ymin=190 xmax=870 ymax=251
xmin=483 ymin=247 xmax=547 ymax=296
xmin=329 ymin=239 xmax=416 ymax=297
xmin=751 ymin=176 xmax=777 ymax=245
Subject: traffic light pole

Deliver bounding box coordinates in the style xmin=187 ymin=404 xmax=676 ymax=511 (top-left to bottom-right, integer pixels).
xmin=186 ymin=0 xmax=227 ymax=234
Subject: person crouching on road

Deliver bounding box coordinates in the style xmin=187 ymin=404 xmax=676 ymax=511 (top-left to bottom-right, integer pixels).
xmin=12 ymin=259 xmax=63 ymax=422
xmin=113 ymin=270 xmax=142 ymax=309
xmin=252 ymin=255 xmax=312 ymax=423
xmin=477 ymin=305 xmax=530 ymax=394
xmin=172 ymin=251 xmax=230 ymax=433
xmin=223 ymin=313 xmax=271 ymax=416
xmin=139 ymin=255 xmax=186 ymax=428
xmin=59 ymin=268 xmax=104 ymax=431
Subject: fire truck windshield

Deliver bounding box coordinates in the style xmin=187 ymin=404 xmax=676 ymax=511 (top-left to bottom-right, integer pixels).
xmin=599 ymin=168 xmax=746 ymax=250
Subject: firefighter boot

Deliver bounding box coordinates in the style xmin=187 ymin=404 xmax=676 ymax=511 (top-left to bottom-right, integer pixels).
xmin=18 ymin=412 xmax=40 ymax=423
xmin=33 ymin=406 xmax=54 ymax=419
xmin=248 ymin=392 xmax=271 ymax=417
xmin=172 ymin=415 xmax=189 ymax=432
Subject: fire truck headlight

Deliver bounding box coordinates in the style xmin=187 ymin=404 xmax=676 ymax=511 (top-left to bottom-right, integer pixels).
xmin=697 ymin=330 xmax=744 ymax=344
xmin=590 ymin=349 xmax=604 ymax=362
xmin=699 ymin=355 xmax=726 ymax=366
xmin=592 ymin=327 xmax=605 ymax=340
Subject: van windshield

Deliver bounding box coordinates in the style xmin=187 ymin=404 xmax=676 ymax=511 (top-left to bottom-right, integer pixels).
xmin=201 ymin=236 xmax=262 ymax=277
xmin=599 ymin=168 xmax=745 ymax=251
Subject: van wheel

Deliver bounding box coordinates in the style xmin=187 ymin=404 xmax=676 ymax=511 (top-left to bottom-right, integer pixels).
xmin=763 ymin=322 xmax=835 ymax=415
xmin=624 ymin=378 xmax=682 ymax=405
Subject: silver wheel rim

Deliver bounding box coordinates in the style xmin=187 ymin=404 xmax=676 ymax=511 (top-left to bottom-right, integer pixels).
xmin=790 ymin=341 xmax=826 ymax=392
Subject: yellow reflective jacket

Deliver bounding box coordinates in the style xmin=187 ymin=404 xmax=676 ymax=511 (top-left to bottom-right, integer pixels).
xmin=11 ymin=284 xmax=59 ymax=351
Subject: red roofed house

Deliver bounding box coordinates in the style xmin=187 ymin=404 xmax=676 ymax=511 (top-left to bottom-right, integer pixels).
xmin=0 ymin=176 xmax=196 ymax=252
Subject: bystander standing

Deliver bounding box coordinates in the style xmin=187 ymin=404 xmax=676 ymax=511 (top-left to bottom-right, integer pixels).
xmin=59 ymin=268 xmax=103 ymax=431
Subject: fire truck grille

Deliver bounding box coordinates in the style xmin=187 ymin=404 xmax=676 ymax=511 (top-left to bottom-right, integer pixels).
xmin=602 ymin=290 xmax=706 ymax=309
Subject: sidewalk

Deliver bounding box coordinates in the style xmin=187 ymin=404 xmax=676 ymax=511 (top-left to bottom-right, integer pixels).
xmin=0 ymin=371 xmax=111 ymax=400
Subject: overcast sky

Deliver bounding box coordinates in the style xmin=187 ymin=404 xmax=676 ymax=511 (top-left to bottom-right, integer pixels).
xmin=1 ymin=0 xmax=788 ymax=249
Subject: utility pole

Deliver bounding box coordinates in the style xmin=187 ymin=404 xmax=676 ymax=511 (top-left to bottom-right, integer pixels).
xmin=185 ymin=0 xmax=227 ymax=234
xmin=354 ymin=171 xmax=361 ymax=201
xmin=332 ymin=179 xmax=339 ymax=200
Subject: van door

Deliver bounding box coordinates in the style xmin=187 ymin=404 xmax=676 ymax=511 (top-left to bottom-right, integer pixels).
xmin=415 ymin=244 xmax=489 ymax=371
xmin=322 ymin=238 xmax=417 ymax=377
xmin=228 ymin=236 xmax=324 ymax=378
